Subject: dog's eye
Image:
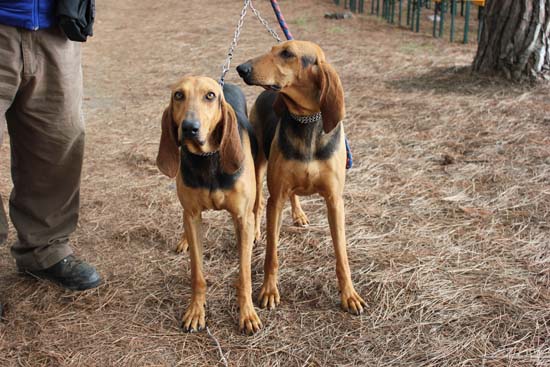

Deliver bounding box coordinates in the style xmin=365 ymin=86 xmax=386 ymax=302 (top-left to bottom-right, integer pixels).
xmin=174 ymin=91 xmax=184 ymax=101
xmin=280 ymin=49 xmax=295 ymax=59
xmin=205 ymin=92 xmax=216 ymax=101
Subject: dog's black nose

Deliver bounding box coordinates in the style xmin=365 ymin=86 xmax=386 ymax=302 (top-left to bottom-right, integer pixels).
xmin=236 ymin=62 xmax=252 ymax=78
xmin=181 ymin=119 xmax=200 ymax=138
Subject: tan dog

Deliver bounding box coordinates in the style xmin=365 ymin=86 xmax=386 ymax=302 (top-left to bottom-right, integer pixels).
xmin=237 ymin=40 xmax=366 ymax=315
xmin=156 ymin=76 xmax=262 ymax=334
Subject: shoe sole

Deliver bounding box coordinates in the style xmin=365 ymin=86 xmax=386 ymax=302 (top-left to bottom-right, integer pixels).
xmin=18 ymin=269 xmax=102 ymax=291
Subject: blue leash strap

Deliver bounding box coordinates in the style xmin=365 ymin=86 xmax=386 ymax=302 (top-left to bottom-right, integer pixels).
xmin=269 ymin=0 xmax=294 ymax=41
xmin=345 ymin=135 xmax=353 ymax=169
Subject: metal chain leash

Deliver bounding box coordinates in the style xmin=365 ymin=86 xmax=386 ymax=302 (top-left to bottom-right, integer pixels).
xmin=249 ymin=1 xmax=282 ymax=43
xmin=219 ymin=0 xmax=281 ymax=87
xmin=219 ymin=0 xmax=250 ymax=87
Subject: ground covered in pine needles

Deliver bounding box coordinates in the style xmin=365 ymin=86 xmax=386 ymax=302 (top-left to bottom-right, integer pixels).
xmin=0 ymin=0 xmax=548 ymax=366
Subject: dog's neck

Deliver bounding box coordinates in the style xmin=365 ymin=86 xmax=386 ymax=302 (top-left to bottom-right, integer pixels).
xmin=289 ymin=111 xmax=322 ymax=124
xmin=279 ymin=86 xmax=320 ymax=116
xmin=276 ymin=105 xmax=341 ymax=163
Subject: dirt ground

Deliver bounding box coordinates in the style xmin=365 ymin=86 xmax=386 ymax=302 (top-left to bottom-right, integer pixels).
xmin=1 ymin=0 xmax=549 ymax=366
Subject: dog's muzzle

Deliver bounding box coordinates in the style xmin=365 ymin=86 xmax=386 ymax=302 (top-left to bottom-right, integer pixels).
xmin=236 ymin=62 xmax=252 ymax=81
xmin=181 ymin=119 xmax=200 ymax=140
xmin=236 ymin=62 xmax=260 ymax=86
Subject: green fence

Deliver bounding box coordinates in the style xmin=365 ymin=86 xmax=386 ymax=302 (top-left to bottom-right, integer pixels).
xmin=332 ymin=0 xmax=485 ymax=44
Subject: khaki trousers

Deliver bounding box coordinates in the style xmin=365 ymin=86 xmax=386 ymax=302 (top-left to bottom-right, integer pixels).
xmin=0 ymin=24 xmax=84 ymax=270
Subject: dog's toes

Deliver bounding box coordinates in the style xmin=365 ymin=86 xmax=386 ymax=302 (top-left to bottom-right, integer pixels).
xmin=348 ymin=300 xmax=364 ymax=315
xmin=341 ymin=289 xmax=366 ymax=316
xmin=267 ymin=295 xmax=279 ymax=310
xmin=292 ymin=211 xmax=310 ymax=227
xmin=241 ymin=320 xmax=256 ymax=335
xmin=258 ymin=283 xmax=280 ymax=310
xmin=182 ymin=302 xmax=206 ymax=333
xmin=239 ymin=307 xmax=263 ymax=335
xmin=175 ymin=237 xmax=189 ymax=253
xmin=252 ymin=318 xmax=262 ymax=332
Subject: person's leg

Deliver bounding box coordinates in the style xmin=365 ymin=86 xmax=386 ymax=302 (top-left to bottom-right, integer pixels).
xmin=0 ymin=24 xmax=23 ymax=247
xmin=7 ymin=26 xmax=85 ymax=271
xmin=0 ymin=196 xmax=8 ymax=245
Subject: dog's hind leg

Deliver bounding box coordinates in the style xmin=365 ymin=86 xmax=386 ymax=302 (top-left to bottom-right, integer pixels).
xmin=290 ymin=195 xmax=309 ymax=227
xmin=175 ymin=234 xmax=188 ymax=253
xmin=175 ymin=214 xmax=188 ymax=253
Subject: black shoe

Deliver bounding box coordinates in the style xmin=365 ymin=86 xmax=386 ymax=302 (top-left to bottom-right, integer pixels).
xmin=20 ymin=255 xmax=101 ymax=291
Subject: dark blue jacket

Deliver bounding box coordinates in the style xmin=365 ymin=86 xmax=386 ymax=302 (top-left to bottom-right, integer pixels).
xmin=0 ymin=0 xmax=56 ymax=30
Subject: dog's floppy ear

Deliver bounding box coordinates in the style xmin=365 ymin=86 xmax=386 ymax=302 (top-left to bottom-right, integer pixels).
xmin=156 ymin=105 xmax=180 ymax=178
xmin=318 ymin=61 xmax=345 ymax=133
xmin=219 ymin=98 xmax=244 ymax=174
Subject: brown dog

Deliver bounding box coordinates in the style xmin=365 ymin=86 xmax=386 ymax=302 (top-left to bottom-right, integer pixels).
xmin=156 ymin=76 xmax=262 ymax=334
xmin=237 ymin=40 xmax=366 ymax=315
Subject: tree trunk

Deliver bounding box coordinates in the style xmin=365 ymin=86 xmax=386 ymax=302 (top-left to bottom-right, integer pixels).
xmin=473 ymin=0 xmax=550 ymax=81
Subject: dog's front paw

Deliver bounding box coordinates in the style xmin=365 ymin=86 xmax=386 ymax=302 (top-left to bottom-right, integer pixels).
xmin=239 ymin=304 xmax=262 ymax=335
xmin=292 ymin=209 xmax=309 ymax=227
xmin=258 ymin=280 xmax=280 ymax=310
xmin=182 ymin=301 xmax=206 ymax=332
xmin=341 ymin=289 xmax=366 ymax=315
xmin=175 ymin=236 xmax=188 ymax=253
